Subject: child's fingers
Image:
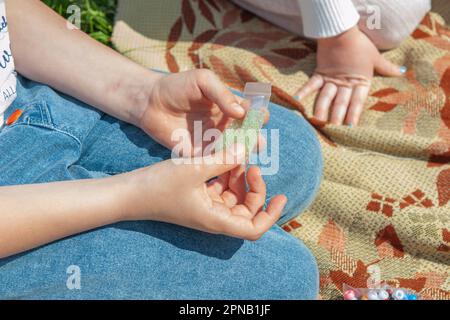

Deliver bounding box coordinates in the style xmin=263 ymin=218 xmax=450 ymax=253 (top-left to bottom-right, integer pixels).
xmin=295 ymin=74 xmax=324 ymax=101
xmin=263 ymin=108 xmax=270 ymax=124
xmin=264 ymin=195 xmax=287 ymax=219
xmin=330 ymin=86 xmax=352 ymax=125
xmin=207 ymin=172 xmax=230 ymax=195
xmin=221 ymin=191 xmax=241 ymax=208
xmin=375 ymin=56 xmax=404 ymax=77
xmin=197 ymin=70 xmax=246 ymax=119
xmin=218 ymin=195 xmax=286 ymax=241
xmin=345 ymin=85 xmax=370 ymax=126
xmin=226 ymin=165 xmax=246 ymax=205
xmin=208 ymin=165 xmax=245 ymax=208
xmin=244 ymin=167 xmax=266 ymax=215
xmin=314 ymin=83 xmax=338 ymax=122
xmin=228 ymin=165 xmax=246 ymax=189
xmin=192 ymin=143 xmax=246 ymax=183
xmin=245 ymin=195 xmax=287 ymax=240
xmin=234 ymin=95 xmax=245 ymax=107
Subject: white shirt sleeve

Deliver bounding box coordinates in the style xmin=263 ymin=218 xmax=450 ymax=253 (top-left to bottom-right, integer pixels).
xmin=298 ymin=0 xmax=360 ymax=38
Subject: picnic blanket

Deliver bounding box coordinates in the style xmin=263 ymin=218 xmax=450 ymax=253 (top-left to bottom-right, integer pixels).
xmin=112 ymin=0 xmax=450 ymax=299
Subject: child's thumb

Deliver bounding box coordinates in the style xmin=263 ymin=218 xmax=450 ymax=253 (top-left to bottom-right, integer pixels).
xmin=375 ymin=55 xmax=406 ymax=77
xmin=195 ymin=143 xmax=246 ymax=182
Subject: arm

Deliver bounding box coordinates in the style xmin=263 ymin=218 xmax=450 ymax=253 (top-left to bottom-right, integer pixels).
xmin=0 ymin=148 xmax=286 ymax=258
xmin=0 ymin=175 xmax=128 ymax=258
xmin=6 ymin=0 xmax=159 ymax=127
xmin=229 ymin=0 xmax=404 ymax=126
xmin=6 ymin=0 xmax=245 ymax=138
xmin=1 ymin=0 xmax=284 ymax=258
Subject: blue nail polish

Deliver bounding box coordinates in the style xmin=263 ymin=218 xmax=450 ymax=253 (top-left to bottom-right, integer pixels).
xmin=400 ymin=66 xmax=408 ymax=74
xmin=348 ymin=124 xmax=353 ymax=128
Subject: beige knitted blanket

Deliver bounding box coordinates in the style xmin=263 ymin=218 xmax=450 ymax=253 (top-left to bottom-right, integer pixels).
xmin=112 ymin=0 xmax=450 ymax=299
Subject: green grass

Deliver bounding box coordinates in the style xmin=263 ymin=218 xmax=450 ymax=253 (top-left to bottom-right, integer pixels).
xmin=42 ymin=0 xmax=117 ymax=46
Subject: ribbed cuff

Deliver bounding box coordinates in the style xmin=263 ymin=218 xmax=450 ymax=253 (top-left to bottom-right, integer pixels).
xmin=299 ymin=0 xmax=360 ymax=38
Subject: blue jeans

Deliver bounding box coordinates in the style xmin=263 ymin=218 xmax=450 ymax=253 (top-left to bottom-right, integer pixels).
xmin=0 ymin=76 xmax=323 ymax=299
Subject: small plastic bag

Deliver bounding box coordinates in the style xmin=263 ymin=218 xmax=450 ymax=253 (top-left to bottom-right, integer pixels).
xmin=215 ymin=82 xmax=271 ymax=157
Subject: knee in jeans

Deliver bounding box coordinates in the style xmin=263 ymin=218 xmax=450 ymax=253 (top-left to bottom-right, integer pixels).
xmin=283 ymin=121 xmax=323 ymax=222
xmin=284 ymin=247 xmax=319 ymax=299
xmin=258 ymin=232 xmax=319 ymax=299
xmin=298 ymin=126 xmax=323 ymax=198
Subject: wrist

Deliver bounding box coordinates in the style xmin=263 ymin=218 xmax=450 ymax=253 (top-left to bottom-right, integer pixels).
xmin=318 ymin=26 xmax=360 ymax=47
xmin=116 ymin=166 xmax=160 ymax=222
xmin=124 ymin=69 xmax=164 ymax=128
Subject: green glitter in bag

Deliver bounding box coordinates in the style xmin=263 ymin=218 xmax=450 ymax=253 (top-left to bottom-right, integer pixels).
xmin=216 ymin=83 xmax=271 ymax=157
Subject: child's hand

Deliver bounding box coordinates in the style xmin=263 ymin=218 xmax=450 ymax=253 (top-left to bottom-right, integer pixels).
xmin=295 ymin=27 xmax=405 ymax=126
xmin=124 ymin=144 xmax=287 ymax=241
xmin=137 ymin=70 xmax=267 ymax=154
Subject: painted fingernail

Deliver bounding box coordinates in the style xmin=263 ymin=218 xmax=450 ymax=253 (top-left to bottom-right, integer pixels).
xmin=399 ymin=66 xmax=408 ymax=74
xmin=231 ymin=103 xmax=245 ymax=115
xmin=348 ymin=123 xmax=353 ymax=128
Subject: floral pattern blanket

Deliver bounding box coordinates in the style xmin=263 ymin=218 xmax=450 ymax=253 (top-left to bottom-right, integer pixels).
xmin=112 ymin=0 xmax=450 ymax=299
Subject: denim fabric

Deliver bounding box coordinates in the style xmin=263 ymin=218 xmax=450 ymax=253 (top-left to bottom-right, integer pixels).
xmin=0 ymin=76 xmax=323 ymax=299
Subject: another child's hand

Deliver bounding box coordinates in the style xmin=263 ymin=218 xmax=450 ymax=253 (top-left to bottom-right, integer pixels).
xmin=124 ymin=144 xmax=287 ymax=241
xmin=295 ymin=27 xmax=405 ymax=126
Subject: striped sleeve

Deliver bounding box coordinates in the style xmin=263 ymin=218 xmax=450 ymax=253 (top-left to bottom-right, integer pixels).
xmin=298 ymin=0 xmax=360 ymax=38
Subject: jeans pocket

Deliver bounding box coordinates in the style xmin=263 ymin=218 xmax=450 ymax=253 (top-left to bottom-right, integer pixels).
xmin=6 ymin=100 xmax=54 ymax=129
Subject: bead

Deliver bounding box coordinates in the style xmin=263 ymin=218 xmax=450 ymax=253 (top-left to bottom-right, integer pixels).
xmin=407 ymin=294 xmax=417 ymax=300
xmin=378 ymin=289 xmax=390 ymax=300
xmin=367 ymin=290 xmax=379 ymax=300
xmin=216 ymin=109 xmax=263 ymax=156
xmin=392 ymin=289 xmax=406 ymax=300
xmin=344 ymin=290 xmax=357 ymax=300
xmin=6 ymin=109 xmax=23 ymax=126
